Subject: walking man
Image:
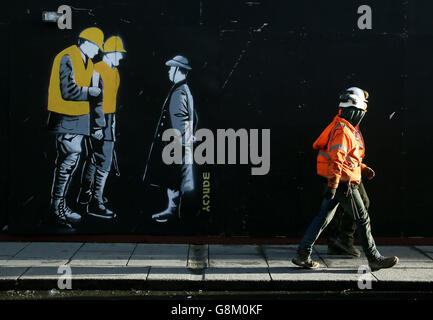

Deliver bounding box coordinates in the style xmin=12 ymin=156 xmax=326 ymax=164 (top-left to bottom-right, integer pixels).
xmin=143 ymin=55 xmax=196 ymax=223
xmin=77 ymin=36 xmax=126 ymax=220
xmin=327 ymin=108 xmax=371 ymax=257
xmin=47 ymin=27 xmax=105 ymax=228
xmin=292 ymin=87 xmax=399 ymax=271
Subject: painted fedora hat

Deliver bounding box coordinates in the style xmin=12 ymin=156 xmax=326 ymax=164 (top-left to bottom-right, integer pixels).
xmin=165 ymin=55 xmax=192 ymax=70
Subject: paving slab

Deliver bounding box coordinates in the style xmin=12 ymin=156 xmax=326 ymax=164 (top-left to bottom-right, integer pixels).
xmin=0 ymin=242 xmax=30 ymax=264
xmin=205 ymin=267 xmax=271 ymax=281
xmin=263 ymin=245 xmax=322 ymax=268
xmin=415 ymin=246 xmax=433 ymax=261
xmin=187 ymin=244 xmax=208 ymax=269
xmin=4 ymin=242 xmax=82 ymax=266
xmin=128 ymin=244 xmax=188 ymax=267
xmin=376 ymin=246 xmax=433 ymax=268
xmin=0 ymin=242 xmax=29 ymax=256
xmin=0 ymin=266 xmax=29 ymax=280
xmin=372 ymin=268 xmax=433 ymax=282
xmin=313 ymin=245 xmax=369 ymax=268
xmin=209 ymin=245 xmax=267 ymax=268
xmin=69 ymin=243 xmax=136 ymax=266
xmin=269 ymin=266 xmax=373 ymax=282
xmin=147 ymin=267 xmax=203 ymax=281
xmin=20 ymin=266 xmax=149 ymax=280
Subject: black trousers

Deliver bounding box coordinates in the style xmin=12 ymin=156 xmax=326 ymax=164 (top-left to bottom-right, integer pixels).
xmin=328 ymin=181 xmax=370 ymax=244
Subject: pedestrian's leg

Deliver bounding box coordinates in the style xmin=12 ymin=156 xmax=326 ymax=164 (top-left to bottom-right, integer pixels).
xmin=339 ymin=211 xmax=357 ymax=244
xmin=337 ymin=186 xmax=398 ymax=270
xmin=358 ymin=182 xmax=370 ymax=210
xmin=338 ymin=182 xmax=369 ymax=244
xmin=336 ymin=186 xmax=379 ymax=260
xmin=298 ymin=198 xmax=340 ymax=253
xmin=330 ymin=182 xmax=370 ymax=257
xmin=293 ymin=198 xmax=339 ymax=268
xmin=327 ymin=205 xmax=345 ymax=248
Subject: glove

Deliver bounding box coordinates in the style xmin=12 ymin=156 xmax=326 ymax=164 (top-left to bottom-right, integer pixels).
xmin=362 ymin=167 xmax=375 ymax=180
xmin=88 ymin=87 xmax=101 ymax=97
xmin=92 ymin=128 xmax=103 ymax=140
xmin=323 ymin=186 xmax=337 ymax=200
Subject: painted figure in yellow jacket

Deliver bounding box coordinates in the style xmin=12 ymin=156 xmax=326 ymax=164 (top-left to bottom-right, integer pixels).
xmin=47 ymin=27 xmax=104 ymax=229
xmin=77 ymin=36 xmax=126 ymax=220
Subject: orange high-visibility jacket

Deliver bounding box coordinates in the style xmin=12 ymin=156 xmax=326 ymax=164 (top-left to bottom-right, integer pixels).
xmin=313 ymin=115 xmax=367 ymax=188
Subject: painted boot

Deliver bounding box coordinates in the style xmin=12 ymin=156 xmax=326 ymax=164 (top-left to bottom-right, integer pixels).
xmin=50 ymin=198 xmax=82 ymax=228
xmin=87 ymin=169 xmax=116 ymax=219
xmin=152 ymin=188 xmax=181 ymax=223
xmin=50 ymin=160 xmax=82 ymax=228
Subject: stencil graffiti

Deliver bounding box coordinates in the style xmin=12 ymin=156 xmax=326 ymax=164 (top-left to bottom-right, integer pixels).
xmin=47 ymin=27 xmax=105 ymax=229
xmin=78 ymin=36 xmax=126 ymax=220
xmin=143 ymin=55 xmax=197 ymax=223
xmin=47 ymin=27 xmax=126 ymax=229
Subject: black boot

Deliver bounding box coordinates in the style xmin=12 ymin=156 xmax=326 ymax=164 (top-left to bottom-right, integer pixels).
xmin=87 ymin=168 xmax=116 ymax=219
xmin=368 ymin=255 xmax=399 ymax=272
xmin=328 ymin=237 xmax=361 ymax=258
xmin=88 ymin=199 xmax=116 ymax=219
xmin=50 ymin=198 xmax=82 ymax=228
xmin=77 ymin=162 xmax=96 ymax=205
xmin=50 ymin=156 xmax=82 ymax=228
xmin=292 ymin=249 xmax=320 ymax=269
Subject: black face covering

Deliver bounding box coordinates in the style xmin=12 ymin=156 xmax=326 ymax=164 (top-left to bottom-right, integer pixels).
xmin=340 ymin=107 xmax=365 ymax=127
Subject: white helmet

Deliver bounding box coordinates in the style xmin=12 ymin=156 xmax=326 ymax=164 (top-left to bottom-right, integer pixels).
xmin=339 ymin=87 xmax=369 ymax=111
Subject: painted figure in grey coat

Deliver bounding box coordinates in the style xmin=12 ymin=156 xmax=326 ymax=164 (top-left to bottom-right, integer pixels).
xmin=143 ymin=55 xmax=196 ymax=223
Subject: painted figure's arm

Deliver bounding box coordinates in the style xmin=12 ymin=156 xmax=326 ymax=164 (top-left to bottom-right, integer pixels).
xmin=169 ymin=89 xmax=190 ymax=142
xmin=89 ymin=73 xmax=106 ymax=130
xmin=88 ymin=73 xmax=105 ymax=141
xmin=59 ymin=55 xmax=89 ymax=101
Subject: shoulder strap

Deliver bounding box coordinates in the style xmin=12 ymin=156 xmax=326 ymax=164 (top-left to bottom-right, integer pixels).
xmin=92 ymin=71 xmax=100 ymax=87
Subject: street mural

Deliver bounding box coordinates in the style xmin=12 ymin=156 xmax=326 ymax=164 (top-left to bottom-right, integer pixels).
xmin=46 ymin=27 xmax=202 ymax=232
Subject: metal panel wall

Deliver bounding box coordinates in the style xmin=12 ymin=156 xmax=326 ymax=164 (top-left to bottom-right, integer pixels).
xmin=2 ymin=1 xmax=432 ymax=237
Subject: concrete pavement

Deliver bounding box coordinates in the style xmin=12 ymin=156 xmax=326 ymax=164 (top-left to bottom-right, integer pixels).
xmin=0 ymin=242 xmax=432 ymax=291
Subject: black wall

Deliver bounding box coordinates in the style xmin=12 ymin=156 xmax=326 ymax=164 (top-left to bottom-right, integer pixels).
xmin=2 ymin=0 xmax=432 ymax=237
